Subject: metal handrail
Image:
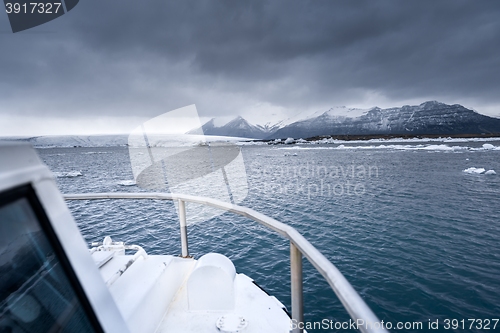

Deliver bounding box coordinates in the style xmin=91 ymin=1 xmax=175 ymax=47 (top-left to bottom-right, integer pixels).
xmin=64 ymin=192 xmax=389 ymax=333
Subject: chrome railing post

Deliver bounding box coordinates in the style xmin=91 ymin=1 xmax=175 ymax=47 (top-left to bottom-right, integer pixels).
xmin=178 ymin=199 xmax=189 ymax=258
xmin=290 ymin=241 xmax=304 ymax=333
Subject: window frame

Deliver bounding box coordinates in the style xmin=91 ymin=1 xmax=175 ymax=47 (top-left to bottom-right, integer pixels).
xmin=0 ymin=184 xmax=104 ymax=333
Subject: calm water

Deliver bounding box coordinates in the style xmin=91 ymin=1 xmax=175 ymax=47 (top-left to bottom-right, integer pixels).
xmin=38 ymin=141 xmax=500 ymax=332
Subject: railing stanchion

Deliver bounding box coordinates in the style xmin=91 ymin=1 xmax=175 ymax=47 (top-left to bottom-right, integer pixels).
xmin=178 ymin=199 xmax=189 ymax=257
xmin=290 ymin=241 xmax=304 ymax=333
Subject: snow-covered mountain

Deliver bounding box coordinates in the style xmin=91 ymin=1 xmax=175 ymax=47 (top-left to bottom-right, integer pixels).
xmin=273 ymin=106 xmax=370 ymax=130
xmin=269 ymin=101 xmax=500 ymax=139
xmin=192 ymin=101 xmax=500 ymax=139
xmin=187 ymin=116 xmax=271 ymax=139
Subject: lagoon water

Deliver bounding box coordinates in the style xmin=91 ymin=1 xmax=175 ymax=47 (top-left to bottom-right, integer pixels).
xmin=38 ymin=140 xmax=500 ymax=332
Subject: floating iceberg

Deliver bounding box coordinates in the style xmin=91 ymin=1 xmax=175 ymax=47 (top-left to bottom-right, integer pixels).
xmin=276 ymin=141 xmax=500 ymax=152
xmin=463 ymin=167 xmax=497 ymax=175
xmin=421 ymin=144 xmax=456 ymax=151
xmin=53 ymin=171 xmax=83 ymax=178
xmin=316 ymin=138 xmax=336 ymax=144
xmin=463 ymin=167 xmax=486 ymax=174
xmin=280 ymin=143 xmax=466 ymax=151
xmin=118 ymin=180 xmax=137 ymax=186
xmin=304 ymin=136 xmax=500 ymax=145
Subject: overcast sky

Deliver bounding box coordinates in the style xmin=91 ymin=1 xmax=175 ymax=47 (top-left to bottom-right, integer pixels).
xmin=1 ymin=1 xmax=500 ymax=136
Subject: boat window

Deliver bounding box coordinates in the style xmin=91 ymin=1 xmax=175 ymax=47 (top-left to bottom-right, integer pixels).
xmin=0 ymin=186 xmax=100 ymax=332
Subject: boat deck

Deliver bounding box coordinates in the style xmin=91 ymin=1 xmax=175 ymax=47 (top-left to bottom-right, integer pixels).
xmin=92 ymin=248 xmax=291 ymax=333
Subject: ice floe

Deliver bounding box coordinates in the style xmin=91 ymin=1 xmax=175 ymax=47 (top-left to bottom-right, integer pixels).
xmin=280 ymin=144 xmax=467 ymax=151
xmin=482 ymin=143 xmax=495 ymax=150
xmin=117 ymin=180 xmax=137 ymax=186
xmin=462 ymin=167 xmax=496 ymax=175
xmin=268 ymin=136 xmax=500 ymax=146
xmin=305 ymin=136 xmax=500 ymax=145
xmin=463 ymin=167 xmax=485 ymax=174
xmin=236 ymin=140 xmax=267 ymax=146
xmin=278 ymin=142 xmax=500 ymax=152
xmin=53 ymin=171 xmax=83 ymax=178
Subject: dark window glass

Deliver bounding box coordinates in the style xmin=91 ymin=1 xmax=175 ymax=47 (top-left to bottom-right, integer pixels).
xmin=0 ymin=196 xmax=97 ymax=332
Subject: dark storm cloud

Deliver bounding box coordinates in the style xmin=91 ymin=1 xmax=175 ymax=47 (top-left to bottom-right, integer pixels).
xmin=1 ymin=0 xmax=500 ymax=127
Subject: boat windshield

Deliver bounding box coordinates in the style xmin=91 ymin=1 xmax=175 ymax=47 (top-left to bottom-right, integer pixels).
xmin=0 ymin=186 xmax=100 ymax=333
